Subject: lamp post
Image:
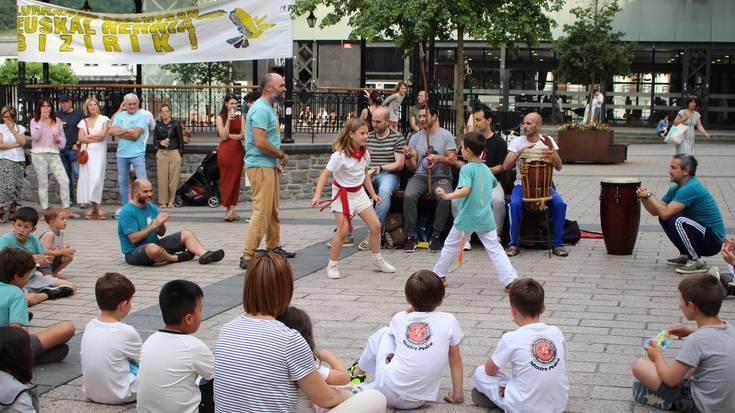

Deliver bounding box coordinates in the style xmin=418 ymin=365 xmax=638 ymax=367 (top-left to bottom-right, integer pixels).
xmin=81 ymin=0 xmax=92 ymax=12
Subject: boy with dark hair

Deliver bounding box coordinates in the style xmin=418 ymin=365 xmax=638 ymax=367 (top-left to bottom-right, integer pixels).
xmin=39 ymin=206 xmax=76 ymax=278
xmin=632 ymin=273 xmax=735 ymax=412
xmin=137 ymin=280 xmax=214 ymax=413
xmin=0 ymin=207 xmax=75 ymax=305
xmin=0 ymin=248 xmax=75 ymax=364
xmin=348 ymin=270 xmax=465 ymax=409
xmin=81 ymin=272 xmax=142 ymax=404
xmin=472 ymin=277 xmax=569 ymax=412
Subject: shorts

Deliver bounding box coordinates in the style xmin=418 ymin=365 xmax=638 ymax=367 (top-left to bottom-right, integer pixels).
xmin=51 ymin=255 xmax=63 ymax=273
xmin=657 ymin=380 xmax=699 ymax=413
xmin=30 ymin=334 xmax=43 ymax=357
xmin=331 ymin=186 xmax=372 ymax=217
xmin=124 ymin=232 xmax=184 ymax=266
xmin=25 ymin=271 xmax=60 ymax=292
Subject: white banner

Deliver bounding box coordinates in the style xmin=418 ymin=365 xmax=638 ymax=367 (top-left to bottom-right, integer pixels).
xmin=16 ymin=0 xmax=293 ymax=64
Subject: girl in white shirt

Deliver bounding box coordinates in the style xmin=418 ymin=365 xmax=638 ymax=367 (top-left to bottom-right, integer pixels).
xmin=311 ymin=119 xmax=395 ymax=279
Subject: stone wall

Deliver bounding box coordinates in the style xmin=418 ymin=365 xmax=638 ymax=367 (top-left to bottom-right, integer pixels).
xmin=21 ymin=143 xmax=334 ymax=206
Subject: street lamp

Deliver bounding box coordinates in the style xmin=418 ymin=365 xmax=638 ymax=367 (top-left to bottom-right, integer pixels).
xmin=307 ymin=11 xmax=317 ymax=28
xmin=81 ymin=0 xmax=92 ymax=12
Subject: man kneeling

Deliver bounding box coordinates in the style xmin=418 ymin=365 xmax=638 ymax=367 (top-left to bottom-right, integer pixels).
xmin=117 ymin=179 xmax=224 ymax=266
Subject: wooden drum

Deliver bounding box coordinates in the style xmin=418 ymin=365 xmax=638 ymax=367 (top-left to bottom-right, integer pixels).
xmin=520 ymin=149 xmax=554 ymax=211
xmin=600 ymin=178 xmax=641 ymax=255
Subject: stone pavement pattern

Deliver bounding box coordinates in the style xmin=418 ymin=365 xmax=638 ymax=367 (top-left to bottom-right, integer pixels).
xmin=9 ymin=144 xmax=734 ymax=412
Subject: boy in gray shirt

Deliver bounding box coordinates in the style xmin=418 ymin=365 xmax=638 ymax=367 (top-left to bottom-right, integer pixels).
xmin=631 ymin=273 xmax=735 ymax=412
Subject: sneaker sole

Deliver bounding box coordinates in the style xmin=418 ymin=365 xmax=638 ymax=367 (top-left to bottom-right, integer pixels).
xmin=200 ymin=250 xmax=225 ymax=265
xmin=675 ymin=267 xmax=708 ymax=274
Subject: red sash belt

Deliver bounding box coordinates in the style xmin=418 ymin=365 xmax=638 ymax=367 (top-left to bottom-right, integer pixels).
xmin=318 ymin=181 xmax=364 ymax=232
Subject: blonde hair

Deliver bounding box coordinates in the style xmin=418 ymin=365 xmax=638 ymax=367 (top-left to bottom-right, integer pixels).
xmin=332 ymin=118 xmax=368 ymax=155
xmin=1 ymin=105 xmax=17 ymax=120
xmin=83 ymin=97 xmax=100 ymax=117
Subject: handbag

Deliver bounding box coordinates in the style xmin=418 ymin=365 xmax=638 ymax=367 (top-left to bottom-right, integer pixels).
xmin=77 ymin=119 xmax=90 ymax=164
xmin=664 ymin=124 xmax=686 ymax=145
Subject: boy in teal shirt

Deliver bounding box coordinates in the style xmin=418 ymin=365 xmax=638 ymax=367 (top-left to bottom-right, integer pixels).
xmin=433 ymin=132 xmax=518 ymax=289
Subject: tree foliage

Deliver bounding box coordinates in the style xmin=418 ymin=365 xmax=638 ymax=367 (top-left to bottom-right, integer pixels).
xmin=555 ymin=0 xmax=634 ymax=86
xmin=0 ymin=61 xmax=78 ymax=85
xmin=162 ymin=62 xmax=235 ymax=85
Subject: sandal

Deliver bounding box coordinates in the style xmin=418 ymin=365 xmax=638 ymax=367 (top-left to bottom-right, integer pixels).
xmin=84 ymin=208 xmax=95 ymax=220
xmin=232 ymin=213 xmax=241 ymax=221
xmin=224 ymin=214 xmax=235 ymax=222
xmin=97 ymin=209 xmax=108 ymax=220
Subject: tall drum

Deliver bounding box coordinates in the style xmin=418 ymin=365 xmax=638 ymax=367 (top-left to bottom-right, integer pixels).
xmin=600 ymin=178 xmax=641 ymax=255
xmin=520 ymin=149 xmax=554 ymax=211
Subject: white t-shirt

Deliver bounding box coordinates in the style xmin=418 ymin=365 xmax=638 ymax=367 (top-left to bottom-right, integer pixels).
xmin=137 ymin=330 xmax=214 ymax=413
xmin=295 ymin=363 xmax=330 ymax=413
xmin=0 ymin=123 xmax=27 ymax=162
xmin=507 ymin=134 xmax=559 ymax=186
xmin=383 ymin=311 xmax=464 ymax=401
xmin=80 ymin=318 xmax=142 ymax=404
xmin=490 ymin=323 xmax=568 ymax=413
xmin=326 ymin=150 xmax=370 ymax=188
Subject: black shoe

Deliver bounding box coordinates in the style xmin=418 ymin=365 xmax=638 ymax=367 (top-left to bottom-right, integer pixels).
xmin=199 ymin=249 xmax=225 ymax=265
xmin=239 ymin=256 xmax=249 ymax=270
xmin=34 ymin=344 xmax=69 ymax=365
xmin=271 ymin=246 xmax=296 ymax=258
xmin=176 ymin=251 xmax=195 ymax=263
xmin=429 ymin=236 xmax=443 ymax=253
xmin=28 ymin=311 xmax=33 ymax=322
xmin=403 ymin=236 xmax=416 ymax=253
xmin=39 ymin=286 xmax=74 ymax=300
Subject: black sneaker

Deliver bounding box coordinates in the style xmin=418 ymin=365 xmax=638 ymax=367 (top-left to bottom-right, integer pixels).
xmin=28 ymin=311 xmax=33 ymax=322
xmin=34 ymin=344 xmax=69 ymax=365
xmin=176 ymin=251 xmax=195 ymax=263
xmin=403 ymin=236 xmax=416 ymax=253
xmin=429 ymin=236 xmax=443 ymax=253
xmin=382 ymin=232 xmax=394 ymax=249
xmin=271 ymin=246 xmax=296 ymax=258
xmin=239 ymin=256 xmax=249 ymax=270
xmin=199 ymin=249 xmax=225 ymax=265
xmin=39 ymin=286 xmax=74 ymax=300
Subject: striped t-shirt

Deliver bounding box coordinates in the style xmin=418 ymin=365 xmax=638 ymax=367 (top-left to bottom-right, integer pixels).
xmin=367 ymin=129 xmax=406 ymax=168
xmin=213 ymin=315 xmax=316 ymax=413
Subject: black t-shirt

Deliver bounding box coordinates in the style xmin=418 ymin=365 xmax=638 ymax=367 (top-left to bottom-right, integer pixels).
xmin=56 ymin=109 xmax=84 ymax=150
xmin=483 ymin=132 xmax=507 ymax=177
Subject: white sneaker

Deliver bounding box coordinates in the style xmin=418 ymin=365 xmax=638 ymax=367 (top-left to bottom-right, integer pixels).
xmin=464 ymin=239 xmax=472 ymax=251
xmin=327 ymin=263 xmax=341 ymax=279
xmin=373 ymin=254 xmax=396 ymax=273
xmin=113 ymin=207 xmax=122 ymax=219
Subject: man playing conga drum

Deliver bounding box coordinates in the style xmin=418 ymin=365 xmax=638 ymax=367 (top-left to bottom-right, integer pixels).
xmin=502 ymin=113 xmax=569 ymax=257
xmin=637 ymin=154 xmax=724 ymax=274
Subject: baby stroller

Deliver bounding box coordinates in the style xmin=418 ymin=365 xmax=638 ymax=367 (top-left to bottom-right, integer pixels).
xmin=174 ymin=151 xmax=221 ymax=208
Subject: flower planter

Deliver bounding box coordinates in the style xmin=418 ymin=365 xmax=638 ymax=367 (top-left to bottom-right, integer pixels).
xmin=557 ymin=130 xmax=624 ymax=163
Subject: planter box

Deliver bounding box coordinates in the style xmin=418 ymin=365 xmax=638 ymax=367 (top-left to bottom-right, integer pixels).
xmin=557 ymin=130 xmax=625 ymax=163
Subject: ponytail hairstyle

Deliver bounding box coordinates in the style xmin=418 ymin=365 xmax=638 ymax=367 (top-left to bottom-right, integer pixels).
xmin=462 ymin=131 xmax=487 ymax=159
xmin=332 ymin=118 xmax=368 ymax=156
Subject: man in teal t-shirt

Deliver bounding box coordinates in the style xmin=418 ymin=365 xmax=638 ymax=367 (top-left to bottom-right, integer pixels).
xmin=239 ymin=73 xmax=294 ymax=270
xmin=109 ymin=93 xmax=150 ymax=207
xmin=637 ymin=154 xmax=724 ymax=274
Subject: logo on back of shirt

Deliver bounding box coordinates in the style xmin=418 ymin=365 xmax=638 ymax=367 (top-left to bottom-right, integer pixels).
xmin=404 ymin=322 xmax=432 ymax=350
xmin=530 ymin=338 xmax=560 ymax=371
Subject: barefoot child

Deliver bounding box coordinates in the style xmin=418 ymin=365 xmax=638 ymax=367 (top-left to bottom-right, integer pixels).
xmin=311 ymin=118 xmax=395 ymax=279
xmin=39 ymin=207 xmax=76 ymax=278
xmin=433 ymin=132 xmax=518 ymax=288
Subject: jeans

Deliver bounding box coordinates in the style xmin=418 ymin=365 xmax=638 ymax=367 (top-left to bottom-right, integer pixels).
xmin=508 ymin=184 xmax=567 ymax=247
xmin=659 ymin=213 xmax=723 ymax=259
xmin=59 ymin=148 xmax=79 ymax=202
xmin=371 ymin=172 xmax=400 ymax=225
xmin=116 ymin=155 xmax=147 ymax=206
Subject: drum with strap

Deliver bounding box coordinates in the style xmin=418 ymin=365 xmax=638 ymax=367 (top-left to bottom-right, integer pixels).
xmin=520 ymin=148 xmax=554 ymax=211
xmin=600 ymin=177 xmax=641 ymax=255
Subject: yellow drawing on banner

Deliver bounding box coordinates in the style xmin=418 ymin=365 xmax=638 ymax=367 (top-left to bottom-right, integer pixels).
xmin=227 ymin=8 xmax=276 ymax=48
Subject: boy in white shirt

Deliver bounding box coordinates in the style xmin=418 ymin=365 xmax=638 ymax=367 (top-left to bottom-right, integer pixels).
xmin=137 ymin=279 xmax=214 ymax=413
xmin=472 ymin=277 xmax=569 ymax=413
xmin=348 ymin=270 xmax=464 ymax=409
xmin=81 ymin=272 xmax=141 ymax=404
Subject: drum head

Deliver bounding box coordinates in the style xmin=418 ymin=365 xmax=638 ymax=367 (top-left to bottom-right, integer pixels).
xmin=601 ymin=177 xmax=641 ymax=185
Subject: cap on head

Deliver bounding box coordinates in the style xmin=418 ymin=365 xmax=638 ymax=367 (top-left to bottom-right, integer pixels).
xmin=58 ymin=94 xmax=71 ymax=102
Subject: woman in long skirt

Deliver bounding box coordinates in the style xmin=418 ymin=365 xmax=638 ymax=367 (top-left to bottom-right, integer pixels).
xmin=76 ymin=97 xmax=110 ymax=219
xmin=216 ymin=95 xmax=245 ymax=222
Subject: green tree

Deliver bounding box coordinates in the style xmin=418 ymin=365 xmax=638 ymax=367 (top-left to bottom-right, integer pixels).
xmin=555 ymin=0 xmax=634 ymax=123
xmin=290 ymin=0 xmax=565 ymax=138
xmin=0 ymin=60 xmax=78 ymax=84
xmin=162 ymin=62 xmax=235 ymax=85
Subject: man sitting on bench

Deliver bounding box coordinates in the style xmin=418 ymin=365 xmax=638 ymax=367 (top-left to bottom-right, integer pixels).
xmin=402 ymin=106 xmax=458 ymax=253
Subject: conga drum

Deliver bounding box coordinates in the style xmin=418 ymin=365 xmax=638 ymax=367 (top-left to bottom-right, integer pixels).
xmin=520 ymin=149 xmax=554 ymax=211
xmin=600 ymin=178 xmax=641 ymax=255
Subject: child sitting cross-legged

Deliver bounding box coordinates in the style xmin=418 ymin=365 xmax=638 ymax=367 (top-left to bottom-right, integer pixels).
xmin=631 ymin=273 xmax=735 ymax=412
xmin=39 ymin=207 xmax=76 ymax=279
xmin=81 ymin=272 xmax=141 ymax=404
xmin=136 ymin=279 xmax=214 ymax=413
xmin=0 ymin=326 xmax=40 ymax=412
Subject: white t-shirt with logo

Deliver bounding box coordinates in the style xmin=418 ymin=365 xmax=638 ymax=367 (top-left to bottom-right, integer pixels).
xmin=136 ymin=330 xmax=214 ymax=413
xmin=507 ymin=135 xmax=559 ymax=186
xmin=383 ymin=310 xmax=464 ymax=401
xmin=326 ymin=150 xmax=370 ymax=188
xmin=80 ymin=318 xmax=142 ymax=404
xmin=490 ymin=322 xmax=568 ymax=413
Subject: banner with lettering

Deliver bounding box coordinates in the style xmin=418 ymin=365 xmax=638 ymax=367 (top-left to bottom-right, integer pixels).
xmin=16 ymin=0 xmax=293 ymax=64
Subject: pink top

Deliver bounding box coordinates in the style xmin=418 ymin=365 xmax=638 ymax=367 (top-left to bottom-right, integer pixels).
xmin=30 ymin=118 xmax=65 ymax=153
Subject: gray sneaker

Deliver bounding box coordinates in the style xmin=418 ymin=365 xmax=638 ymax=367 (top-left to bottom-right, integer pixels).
xmin=667 ymin=255 xmax=688 ymax=266
xmin=709 ymin=266 xmax=735 ymax=297
xmin=358 ymin=238 xmax=371 ymax=251
xmin=675 ymin=259 xmax=708 ymax=274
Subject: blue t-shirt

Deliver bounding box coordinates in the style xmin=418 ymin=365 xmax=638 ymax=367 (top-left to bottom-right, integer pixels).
xmin=661 ymin=177 xmax=725 ymax=240
xmin=117 ymin=202 xmax=160 ymax=254
xmin=113 ymin=111 xmax=150 ymax=158
xmin=0 ymin=282 xmax=29 ymax=327
xmin=454 ymin=162 xmax=497 ymax=233
xmin=0 ymin=232 xmax=46 ymax=254
xmin=245 ymin=97 xmax=280 ymax=168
